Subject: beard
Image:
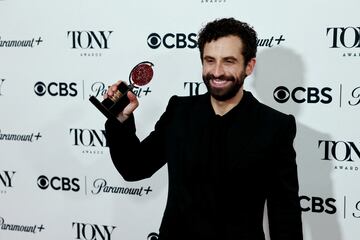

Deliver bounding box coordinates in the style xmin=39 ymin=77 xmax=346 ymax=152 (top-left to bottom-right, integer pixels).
xmin=202 ymin=72 xmax=246 ymax=101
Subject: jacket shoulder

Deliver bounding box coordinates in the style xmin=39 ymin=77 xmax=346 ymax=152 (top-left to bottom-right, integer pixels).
xmin=249 ymin=96 xmax=296 ymax=138
xmin=254 ymin=98 xmax=295 ymax=124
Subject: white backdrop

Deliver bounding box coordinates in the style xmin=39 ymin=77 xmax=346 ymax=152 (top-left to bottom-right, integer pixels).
xmin=1 ymin=0 xmax=360 ymax=239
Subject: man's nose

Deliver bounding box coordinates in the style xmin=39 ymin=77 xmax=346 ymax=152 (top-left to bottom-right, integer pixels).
xmin=212 ymin=63 xmax=225 ymax=77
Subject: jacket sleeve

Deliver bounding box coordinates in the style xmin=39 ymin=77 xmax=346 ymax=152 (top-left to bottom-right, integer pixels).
xmin=267 ymin=114 xmax=303 ymax=240
xmin=105 ymin=96 xmax=177 ymax=181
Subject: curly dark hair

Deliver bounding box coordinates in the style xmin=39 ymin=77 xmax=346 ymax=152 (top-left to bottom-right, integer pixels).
xmin=197 ymin=17 xmax=258 ymax=66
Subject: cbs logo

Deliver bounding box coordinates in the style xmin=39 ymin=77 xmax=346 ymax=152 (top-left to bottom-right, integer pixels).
xmin=300 ymin=196 xmax=336 ymax=214
xmin=37 ymin=175 xmax=80 ymax=192
xmin=273 ymin=86 xmax=332 ymax=104
xmin=147 ymin=33 xmax=197 ymax=49
xmin=34 ymin=81 xmax=77 ymax=97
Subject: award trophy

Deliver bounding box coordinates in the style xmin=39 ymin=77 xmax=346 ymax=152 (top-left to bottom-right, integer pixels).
xmin=89 ymin=61 xmax=154 ymax=119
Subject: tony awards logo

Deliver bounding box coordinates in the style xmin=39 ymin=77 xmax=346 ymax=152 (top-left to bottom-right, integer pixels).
xmin=89 ymin=61 xmax=154 ymax=119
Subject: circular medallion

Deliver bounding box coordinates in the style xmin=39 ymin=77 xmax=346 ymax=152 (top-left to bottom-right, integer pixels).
xmin=130 ymin=62 xmax=154 ymax=86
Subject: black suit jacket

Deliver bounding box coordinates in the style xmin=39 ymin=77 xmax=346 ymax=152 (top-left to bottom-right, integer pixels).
xmin=105 ymin=91 xmax=303 ymax=240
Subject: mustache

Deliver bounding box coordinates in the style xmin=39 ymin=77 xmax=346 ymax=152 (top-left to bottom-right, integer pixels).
xmin=203 ymin=73 xmax=235 ymax=82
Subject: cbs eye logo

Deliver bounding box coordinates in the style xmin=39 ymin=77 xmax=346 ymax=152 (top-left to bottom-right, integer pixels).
xmin=147 ymin=32 xmax=197 ymax=49
xmin=147 ymin=33 xmax=162 ymax=49
xmin=37 ymin=175 xmax=50 ymax=189
xmin=273 ymin=86 xmax=290 ymax=103
xmin=37 ymin=175 xmax=80 ymax=192
xmin=273 ymin=86 xmax=332 ymax=104
xmin=147 ymin=232 xmax=159 ymax=240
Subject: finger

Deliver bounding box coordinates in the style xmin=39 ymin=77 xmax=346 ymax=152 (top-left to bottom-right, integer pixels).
xmin=127 ymin=90 xmax=137 ymax=102
xmin=123 ymin=91 xmax=139 ymax=115
xmin=106 ymin=80 xmax=123 ymax=97
xmin=110 ymin=82 xmax=119 ymax=92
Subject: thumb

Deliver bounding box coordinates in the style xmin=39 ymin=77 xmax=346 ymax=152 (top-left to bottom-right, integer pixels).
xmin=123 ymin=90 xmax=139 ymax=115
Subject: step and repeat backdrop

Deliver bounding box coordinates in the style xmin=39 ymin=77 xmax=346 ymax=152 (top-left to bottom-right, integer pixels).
xmin=1 ymin=0 xmax=359 ymax=239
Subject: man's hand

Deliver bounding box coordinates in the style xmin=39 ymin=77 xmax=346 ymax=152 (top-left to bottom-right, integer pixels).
xmin=104 ymin=80 xmax=139 ymax=123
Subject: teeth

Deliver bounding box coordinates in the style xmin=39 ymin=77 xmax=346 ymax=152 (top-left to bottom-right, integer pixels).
xmin=213 ymin=79 xmax=226 ymax=83
xmin=211 ymin=79 xmax=227 ymax=87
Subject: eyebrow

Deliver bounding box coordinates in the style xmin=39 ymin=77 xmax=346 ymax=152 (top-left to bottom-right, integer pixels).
xmin=203 ymin=56 xmax=238 ymax=61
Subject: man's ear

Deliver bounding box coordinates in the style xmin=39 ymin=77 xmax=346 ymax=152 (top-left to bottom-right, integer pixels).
xmin=245 ymin=58 xmax=256 ymax=76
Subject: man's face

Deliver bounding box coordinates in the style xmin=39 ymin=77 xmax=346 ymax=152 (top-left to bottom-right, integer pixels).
xmin=202 ymin=35 xmax=251 ymax=101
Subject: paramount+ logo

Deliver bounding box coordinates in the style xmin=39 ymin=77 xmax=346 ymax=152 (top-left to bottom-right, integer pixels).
xmin=273 ymin=86 xmax=332 ymax=104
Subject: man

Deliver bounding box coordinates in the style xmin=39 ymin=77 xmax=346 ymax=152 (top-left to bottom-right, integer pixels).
xmin=105 ymin=18 xmax=303 ymax=240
